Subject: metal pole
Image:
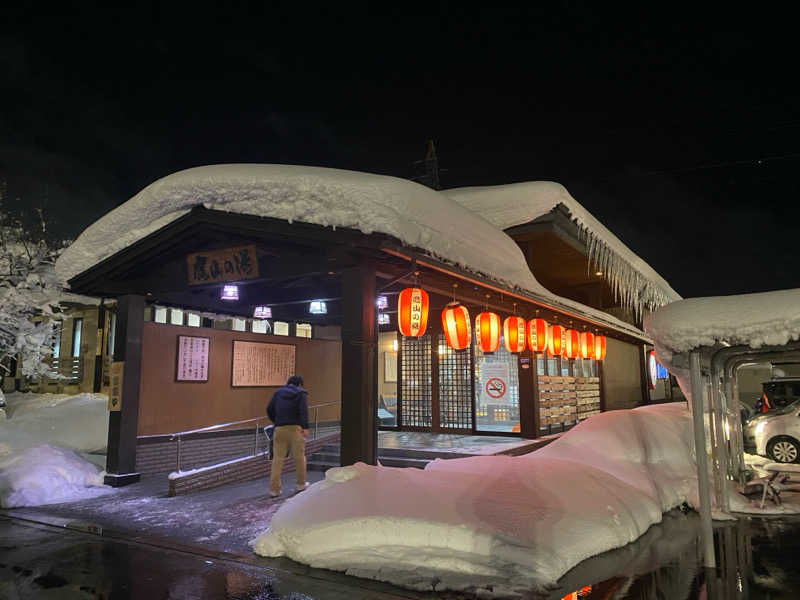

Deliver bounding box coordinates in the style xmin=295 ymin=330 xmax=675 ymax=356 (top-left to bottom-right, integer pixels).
xmin=254 ymin=421 xmax=259 ymax=455
xmin=710 ymin=373 xmax=731 ymax=512
xmin=314 ymin=406 xmax=319 ymax=440
xmin=176 ymin=436 xmax=182 ymax=472
xmin=690 ymin=351 xmax=716 ymax=568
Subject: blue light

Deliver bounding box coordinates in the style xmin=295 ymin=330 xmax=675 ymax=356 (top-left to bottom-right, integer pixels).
xmin=656 ymin=363 xmax=668 ymax=380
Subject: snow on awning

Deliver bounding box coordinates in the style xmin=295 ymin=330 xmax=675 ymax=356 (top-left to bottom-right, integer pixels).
xmin=644 ymin=288 xmax=800 ymax=354
xmin=444 ymin=182 xmax=681 ymax=318
xmin=56 ymin=164 xmax=651 ymax=338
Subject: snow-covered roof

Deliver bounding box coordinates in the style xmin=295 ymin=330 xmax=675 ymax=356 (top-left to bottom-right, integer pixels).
xmin=644 ymin=288 xmax=800 ymax=354
xmin=444 ymin=182 xmax=681 ymax=316
xmin=56 ymin=164 xmax=666 ymax=338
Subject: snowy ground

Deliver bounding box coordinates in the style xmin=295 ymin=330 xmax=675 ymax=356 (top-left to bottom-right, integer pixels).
xmin=253 ymin=403 xmax=699 ymax=597
xmin=0 ymin=392 xmax=110 ymax=507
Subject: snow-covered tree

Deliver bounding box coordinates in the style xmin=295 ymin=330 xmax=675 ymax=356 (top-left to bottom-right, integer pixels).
xmin=0 ymin=199 xmax=65 ymax=383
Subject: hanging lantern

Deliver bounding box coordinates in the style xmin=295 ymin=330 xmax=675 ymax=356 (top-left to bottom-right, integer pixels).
xmin=548 ymin=324 xmax=565 ymax=356
xmin=527 ymin=318 xmax=549 ymax=353
xmin=475 ymin=312 xmax=501 ymax=353
xmin=503 ymin=316 xmax=527 ymax=353
xmin=594 ymin=335 xmax=607 ymax=361
xmin=397 ymin=287 xmax=429 ymax=337
xmin=580 ymin=331 xmax=596 ymax=359
xmin=564 ymin=329 xmax=580 ymax=359
xmin=441 ymin=302 xmax=471 ymax=350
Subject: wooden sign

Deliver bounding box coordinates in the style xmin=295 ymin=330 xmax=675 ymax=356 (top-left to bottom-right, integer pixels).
xmin=109 ymin=361 xmax=124 ymax=411
xmin=186 ymin=244 xmax=259 ymax=285
xmin=176 ymin=335 xmax=210 ymax=381
xmin=231 ymin=340 xmax=295 ymax=387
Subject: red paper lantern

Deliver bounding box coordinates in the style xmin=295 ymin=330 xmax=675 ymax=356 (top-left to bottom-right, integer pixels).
xmin=503 ymin=316 xmax=527 ymax=353
xmin=441 ymin=302 xmax=471 ymax=350
xmin=475 ymin=312 xmax=501 ymax=353
xmin=548 ymin=324 xmax=565 ymax=356
xmin=527 ymin=318 xmax=549 ymax=353
xmin=397 ymin=288 xmax=429 ymax=337
xmin=564 ymin=329 xmax=580 ymax=359
xmin=580 ymin=332 xmax=596 ymax=359
xmin=594 ymin=335 xmax=607 ymax=361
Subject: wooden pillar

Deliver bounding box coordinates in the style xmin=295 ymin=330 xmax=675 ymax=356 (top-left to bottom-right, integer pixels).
xmin=104 ymin=295 xmax=144 ymax=486
xmin=340 ymin=262 xmax=378 ymax=466
xmin=518 ymin=351 xmax=537 ymax=438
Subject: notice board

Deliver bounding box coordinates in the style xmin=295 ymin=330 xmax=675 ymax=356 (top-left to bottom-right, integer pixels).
xmin=232 ymin=340 xmax=296 ymax=387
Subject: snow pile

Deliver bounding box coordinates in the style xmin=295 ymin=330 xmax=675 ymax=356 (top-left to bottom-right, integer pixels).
xmin=445 ymin=182 xmax=681 ymax=316
xmin=55 ymin=164 xmax=649 ymax=339
xmin=0 ymin=392 xmax=108 ymax=457
xmin=0 ymin=444 xmax=108 ymax=508
xmin=644 ymin=287 xmax=800 ymax=354
xmin=253 ymin=403 xmax=696 ymax=596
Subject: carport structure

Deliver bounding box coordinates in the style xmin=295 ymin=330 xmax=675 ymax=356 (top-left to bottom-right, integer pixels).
xmin=57 ymin=165 xmax=662 ymax=488
xmin=645 ymin=288 xmax=800 ymax=568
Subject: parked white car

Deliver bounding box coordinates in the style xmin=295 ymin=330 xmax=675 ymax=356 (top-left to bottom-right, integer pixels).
xmin=743 ymin=378 xmax=800 ymax=463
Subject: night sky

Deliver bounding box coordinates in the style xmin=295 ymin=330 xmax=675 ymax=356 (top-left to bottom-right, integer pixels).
xmin=2 ymin=5 xmax=799 ymax=299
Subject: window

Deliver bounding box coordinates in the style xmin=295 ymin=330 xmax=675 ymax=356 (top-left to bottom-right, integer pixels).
xmin=106 ymin=313 xmax=116 ymax=357
xmin=170 ymin=309 xmax=184 ymax=325
xmin=52 ymin=323 xmax=61 ymax=359
xmin=232 ymin=318 xmax=246 ymax=332
xmin=154 ymin=307 xmax=167 ymax=323
xmin=475 ymin=334 xmax=519 ymax=433
xmin=273 ymin=321 xmax=289 ymax=336
xmin=71 ymin=318 xmax=83 ymax=357
xmin=296 ymin=323 xmax=312 ymax=338
xmin=186 ymin=313 xmax=201 ymax=327
xmin=251 ymin=319 xmax=270 ymax=334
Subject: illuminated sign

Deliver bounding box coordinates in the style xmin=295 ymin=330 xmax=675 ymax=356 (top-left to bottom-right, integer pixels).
xmin=647 ymin=349 xmax=658 ymax=390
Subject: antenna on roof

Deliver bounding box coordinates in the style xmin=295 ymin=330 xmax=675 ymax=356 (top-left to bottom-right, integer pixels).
xmin=410 ymin=140 xmax=441 ymax=190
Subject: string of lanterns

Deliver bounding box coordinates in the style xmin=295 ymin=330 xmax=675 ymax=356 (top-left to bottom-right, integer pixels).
xmin=396 ymin=286 xmax=607 ymax=359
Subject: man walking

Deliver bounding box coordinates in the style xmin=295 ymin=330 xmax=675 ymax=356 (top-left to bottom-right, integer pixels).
xmin=267 ymin=375 xmax=309 ymax=497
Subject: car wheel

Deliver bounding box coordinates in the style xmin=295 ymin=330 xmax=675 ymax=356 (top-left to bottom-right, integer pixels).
xmin=767 ymin=436 xmax=800 ymax=463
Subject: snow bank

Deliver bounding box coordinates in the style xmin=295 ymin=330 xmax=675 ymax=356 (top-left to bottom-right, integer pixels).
xmin=444 ymin=182 xmax=681 ymax=315
xmin=0 ymin=444 xmax=108 ymax=508
xmin=253 ymin=403 xmax=696 ymax=596
xmin=0 ymin=392 xmax=108 ymax=456
xmin=55 ymin=164 xmax=649 ymax=338
xmin=643 ymin=287 xmax=800 ymax=354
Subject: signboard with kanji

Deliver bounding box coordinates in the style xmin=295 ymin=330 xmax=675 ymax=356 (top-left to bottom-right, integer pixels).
xmin=176 ymin=335 xmax=210 ymax=382
xmin=109 ymin=361 xmax=124 ymax=411
xmin=186 ymin=244 xmax=259 ymax=285
xmin=231 ymin=341 xmax=296 ymax=387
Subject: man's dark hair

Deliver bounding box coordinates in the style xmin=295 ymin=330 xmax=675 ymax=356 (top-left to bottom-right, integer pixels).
xmin=287 ymin=375 xmax=303 ymax=387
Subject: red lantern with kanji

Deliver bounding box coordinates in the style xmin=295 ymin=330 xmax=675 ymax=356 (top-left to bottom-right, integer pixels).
xmin=580 ymin=331 xmax=596 ymax=359
xmin=564 ymin=329 xmax=580 ymax=359
xmin=548 ymin=324 xmax=565 ymax=356
xmin=441 ymin=302 xmax=471 ymax=350
xmin=397 ymin=287 xmax=429 ymax=337
xmin=594 ymin=335 xmax=607 ymax=360
xmin=503 ymin=316 xmax=527 ymax=353
xmin=527 ymin=318 xmax=549 ymax=353
xmin=475 ymin=312 xmax=501 ymax=353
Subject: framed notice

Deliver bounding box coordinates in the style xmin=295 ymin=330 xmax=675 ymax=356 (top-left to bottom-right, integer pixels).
xmin=232 ymin=340 xmax=295 ymax=387
xmin=384 ymin=352 xmax=397 ymax=382
xmin=176 ymin=335 xmax=210 ymax=382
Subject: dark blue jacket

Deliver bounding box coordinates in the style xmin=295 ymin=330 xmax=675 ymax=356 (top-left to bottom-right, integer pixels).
xmin=267 ymin=384 xmax=309 ymax=429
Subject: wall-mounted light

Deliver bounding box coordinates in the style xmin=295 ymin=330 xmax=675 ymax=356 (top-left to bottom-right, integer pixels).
xmin=378 ymin=312 xmax=390 ymax=325
xmin=376 ymin=295 xmax=388 ymax=310
xmin=221 ymin=285 xmax=239 ymax=301
xmin=392 ymin=339 xmax=398 ymax=352
xmin=253 ymin=306 xmax=272 ymax=319
xmin=309 ymin=300 xmax=327 ymax=314
xmin=595 ymin=271 xmax=604 ymax=276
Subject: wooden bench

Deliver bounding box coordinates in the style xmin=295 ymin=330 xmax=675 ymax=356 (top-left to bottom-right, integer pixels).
xmin=744 ymin=462 xmax=800 ymax=508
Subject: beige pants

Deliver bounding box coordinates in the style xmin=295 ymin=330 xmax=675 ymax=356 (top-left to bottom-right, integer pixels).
xmin=270 ymin=425 xmax=306 ymax=494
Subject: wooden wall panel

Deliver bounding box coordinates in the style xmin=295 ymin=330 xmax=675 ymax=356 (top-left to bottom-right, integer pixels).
xmin=137 ymin=322 xmax=341 ymax=435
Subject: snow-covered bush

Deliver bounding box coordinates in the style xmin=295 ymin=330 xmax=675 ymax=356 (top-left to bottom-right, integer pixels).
xmin=0 ymin=203 xmax=65 ymax=380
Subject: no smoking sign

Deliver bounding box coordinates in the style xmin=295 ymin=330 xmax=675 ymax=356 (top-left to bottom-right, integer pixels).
xmin=485 ymin=377 xmax=506 ymax=399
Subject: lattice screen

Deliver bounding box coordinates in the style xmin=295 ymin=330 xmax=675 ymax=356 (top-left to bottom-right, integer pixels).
xmin=400 ymin=334 xmax=432 ymax=427
xmin=437 ymin=334 xmax=473 ymax=430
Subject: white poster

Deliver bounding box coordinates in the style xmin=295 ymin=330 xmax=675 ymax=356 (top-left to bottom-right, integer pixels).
xmin=176 ymin=335 xmax=210 ymax=382
xmin=232 ymin=340 xmax=296 ymax=387
xmin=480 ymin=362 xmax=510 ymax=405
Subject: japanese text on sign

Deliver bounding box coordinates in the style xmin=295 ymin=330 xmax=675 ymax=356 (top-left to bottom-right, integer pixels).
xmin=232 ymin=341 xmax=296 ymax=387
xmin=177 ymin=336 xmax=210 ymax=381
xmin=109 ymin=361 xmax=124 ymax=411
xmin=186 ymin=245 xmax=259 ymax=285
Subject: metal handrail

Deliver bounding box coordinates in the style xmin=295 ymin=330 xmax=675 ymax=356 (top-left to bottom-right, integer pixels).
xmin=168 ymin=400 xmax=340 ymax=472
